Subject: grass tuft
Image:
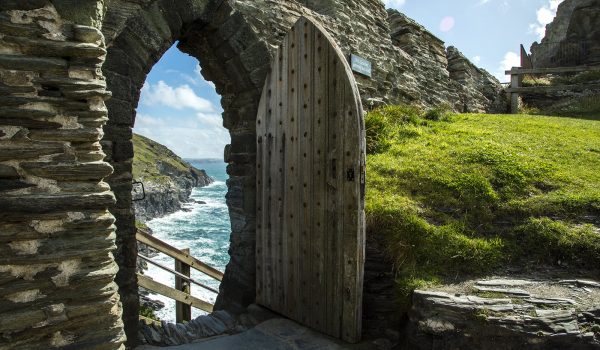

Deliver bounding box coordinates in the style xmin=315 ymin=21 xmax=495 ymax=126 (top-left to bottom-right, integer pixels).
xmin=365 ymin=105 xmax=600 ymax=310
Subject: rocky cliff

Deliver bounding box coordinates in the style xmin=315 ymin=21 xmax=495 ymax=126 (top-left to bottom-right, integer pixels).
xmin=524 ymin=0 xmax=600 ymax=116
xmin=531 ymin=0 xmax=600 ymax=67
xmin=132 ymin=133 xmax=213 ymax=222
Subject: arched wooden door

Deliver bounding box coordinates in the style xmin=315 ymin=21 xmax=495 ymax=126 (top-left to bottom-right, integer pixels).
xmin=256 ymin=16 xmax=366 ymax=343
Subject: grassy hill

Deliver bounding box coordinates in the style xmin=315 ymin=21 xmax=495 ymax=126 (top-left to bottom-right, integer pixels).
xmin=132 ymin=133 xmax=212 ymax=221
xmin=132 ymin=133 xmax=193 ymax=183
xmin=365 ymin=106 xmax=600 ymax=307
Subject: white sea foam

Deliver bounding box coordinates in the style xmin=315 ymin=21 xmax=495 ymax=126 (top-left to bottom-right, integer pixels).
xmin=143 ymin=162 xmax=230 ymax=323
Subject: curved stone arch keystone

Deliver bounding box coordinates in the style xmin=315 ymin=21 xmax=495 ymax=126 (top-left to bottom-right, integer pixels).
xmin=101 ymin=0 xmax=271 ymax=345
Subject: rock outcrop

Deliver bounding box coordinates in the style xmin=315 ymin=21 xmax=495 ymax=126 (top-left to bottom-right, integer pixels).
xmin=531 ymin=0 xmax=600 ymax=67
xmin=385 ymin=10 xmax=506 ymax=113
xmin=132 ymin=134 xmax=213 ymax=222
xmin=524 ymin=0 xmax=600 ymax=115
xmin=404 ymin=277 xmax=600 ymax=349
xmin=446 ymin=47 xmax=507 ymax=113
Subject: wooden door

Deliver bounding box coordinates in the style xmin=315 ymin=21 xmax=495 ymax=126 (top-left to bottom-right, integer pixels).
xmin=256 ymin=16 xmax=366 ymax=343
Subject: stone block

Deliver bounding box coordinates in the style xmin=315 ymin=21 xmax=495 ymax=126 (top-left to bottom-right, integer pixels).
xmin=229 ymin=132 xmax=256 ymax=154
xmin=0 ymin=164 xmax=19 ymax=179
xmin=217 ymin=12 xmax=247 ymax=42
xmin=102 ymin=124 xmax=132 ymax=142
xmin=112 ymin=140 xmax=133 ymax=162
xmin=104 ymin=97 xmax=135 ymax=126
xmin=239 ymin=41 xmax=270 ymax=73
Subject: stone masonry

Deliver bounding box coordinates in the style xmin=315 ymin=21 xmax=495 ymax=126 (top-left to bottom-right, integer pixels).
xmin=1 ymin=1 xmax=507 ymax=349
xmin=530 ymin=0 xmax=600 ymax=67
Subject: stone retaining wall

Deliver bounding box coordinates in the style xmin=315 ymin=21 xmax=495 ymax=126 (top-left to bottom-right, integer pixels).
xmin=0 ymin=1 xmax=507 ymax=348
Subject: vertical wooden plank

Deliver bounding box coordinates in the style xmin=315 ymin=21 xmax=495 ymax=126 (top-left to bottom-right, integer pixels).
xmin=341 ymin=77 xmax=361 ymax=342
xmin=275 ymin=35 xmax=288 ymax=313
xmin=255 ymin=90 xmax=264 ymax=305
xmin=510 ymin=72 xmax=520 ymax=114
xmin=297 ymin=18 xmax=314 ymax=326
xmin=324 ymin=44 xmax=345 ymax=338
xmin=311 ymin=23 xmax=328 ymax=333
xmin=255 ymin=64 xmax=269 ymax=306
xmin=265 ymin=44 xmax=280 ymax=310
xmin=284 ymin=23 xmax=299 ymax=320
xmin=175 ymin=248 xmax=191 ymax=323
xmin=334 ymin=52 xmax=348 ymax=340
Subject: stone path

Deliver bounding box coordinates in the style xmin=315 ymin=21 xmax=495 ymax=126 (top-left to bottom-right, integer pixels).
xmin=136 ymin=318 xmax=386 ymax=350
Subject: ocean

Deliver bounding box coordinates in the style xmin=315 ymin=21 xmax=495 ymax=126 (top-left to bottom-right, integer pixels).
xmin=143 ymin=159 xmax=231 ymax=322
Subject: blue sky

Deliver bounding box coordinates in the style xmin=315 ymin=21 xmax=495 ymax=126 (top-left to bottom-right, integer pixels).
xmin=134 ymin=0 xmax=563 ymax=158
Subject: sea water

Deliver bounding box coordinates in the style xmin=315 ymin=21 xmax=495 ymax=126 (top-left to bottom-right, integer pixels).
xmin=143 ymin=159 xmax=230 ymax=322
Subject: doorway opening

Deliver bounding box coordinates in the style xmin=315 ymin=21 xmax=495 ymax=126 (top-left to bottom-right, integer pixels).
xmin=101 ymin=2 xmax=272 ymax=345
xmin=132 ymin=43 xmax=231 ymax=323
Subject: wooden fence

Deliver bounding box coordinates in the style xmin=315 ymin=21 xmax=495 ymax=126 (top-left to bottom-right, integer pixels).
xmin=136 ymin=228 xmax=224 ymax=323
xmin=506 ymin=65 xmax=600 ymax=114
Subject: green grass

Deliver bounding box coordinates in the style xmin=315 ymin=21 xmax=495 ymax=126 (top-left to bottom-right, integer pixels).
xmin=133 ymin=133 xmax=191 ymax=182
xmin=365 ymin=106 xmax=600 ymax=308
xmin=139 ymin=305 xmax=160 ymax=321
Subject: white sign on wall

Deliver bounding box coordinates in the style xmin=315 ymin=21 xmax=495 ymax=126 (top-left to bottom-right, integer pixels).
xmin=350 ymin=54 xmax=372 ymax=78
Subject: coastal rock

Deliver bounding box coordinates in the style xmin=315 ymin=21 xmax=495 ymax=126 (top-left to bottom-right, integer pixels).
xmin=132 ymin=133 xmax=213 ymax=222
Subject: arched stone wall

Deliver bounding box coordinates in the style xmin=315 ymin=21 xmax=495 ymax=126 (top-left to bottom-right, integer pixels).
xmin=101 ymin=0 xmax=271 ymax=344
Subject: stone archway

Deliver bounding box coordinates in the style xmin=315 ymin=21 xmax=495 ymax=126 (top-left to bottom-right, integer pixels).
xmin=100 ymin=0 xmax=271 ymax=345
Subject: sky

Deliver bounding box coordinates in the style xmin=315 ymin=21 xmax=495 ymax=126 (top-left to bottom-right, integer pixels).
xmin=134 ymin=0 xmax=564 ymax=159
xmin=134 ymin=46 xmax=227 ymax=159
xmin=384 ymin=0 xmax=564 ymax=81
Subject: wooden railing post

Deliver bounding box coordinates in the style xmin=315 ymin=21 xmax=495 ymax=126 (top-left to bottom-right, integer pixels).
xmin=175 ymin=248 xmax=191 ymax=323
xmin=510 ymin=68 xmax=520 ymax=114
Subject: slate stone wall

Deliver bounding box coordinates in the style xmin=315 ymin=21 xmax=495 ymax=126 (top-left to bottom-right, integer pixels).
xmin=0 ymin=0 xmax=508 ymax=349
xmin=0 ymin=1 xmax=126 ymax=349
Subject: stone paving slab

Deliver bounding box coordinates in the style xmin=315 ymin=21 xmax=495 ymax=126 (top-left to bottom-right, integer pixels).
xmin=135 ymin=318 xmax=381 ymax=350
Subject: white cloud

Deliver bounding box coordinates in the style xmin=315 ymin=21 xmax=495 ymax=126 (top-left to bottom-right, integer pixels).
xmin=135 ymin=113 xmax=164 ymax=128
xmin=196 ymin=112 xmax=223 ymax=128
xmin=140 ymin=81 xmax=215 ymax=112
xmin=383 ymin=0 xmax=406 ymax=9
xmin=529 ymin=0 xmax=564 ymax=40
xmin=477 ymin=0 xmax=491 ymax=6
xmin=134 ymin=112 xmax=229 ymax=159
xmin=494 ymin=51 xmax=520 ymax=82
xmin=472 ymin=56 xmax=481 ymax=65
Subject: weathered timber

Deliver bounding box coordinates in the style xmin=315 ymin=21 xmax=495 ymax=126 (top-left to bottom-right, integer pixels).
xmin=255 ymin=16 xmax=365 ymax=343
xmin=137 ymin=254 xmax=219 ymax=294
xmin=506 ymin=64 xmax=600 ymax=113
xmin=175 ymin=248 xmax=192 ymax=323
xmin=136 ymin=230 xmax=223 ymax=281
xmin=506 ymin=83 xmax=600 ymax=93
xmin=505 ymin=65 xmax=600 ymax=75
xmin=137 ymin=274 xmax=214 ymax=313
